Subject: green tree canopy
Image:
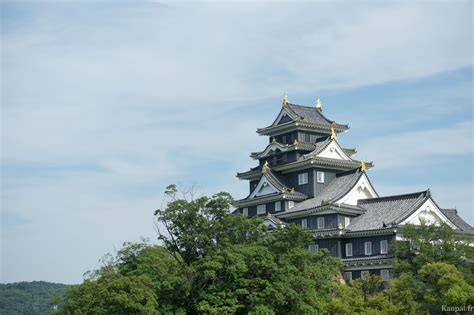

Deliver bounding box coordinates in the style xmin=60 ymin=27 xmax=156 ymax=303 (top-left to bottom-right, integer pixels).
xmin=57 ymin=185 xmax=341 ymax=314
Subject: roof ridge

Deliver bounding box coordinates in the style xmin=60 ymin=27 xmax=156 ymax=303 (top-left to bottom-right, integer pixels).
xmin=287 ymin=102 xmax=334 ymax=124
xmin=441 ymin=208 xmax=458 ymax=213
xmin=335 ymin=167 xmax=361 ymax=177
xmin=359 ymin=190 xmax=429 ymax=204
xmin=286 ymin=102 xmax=315 ymax=109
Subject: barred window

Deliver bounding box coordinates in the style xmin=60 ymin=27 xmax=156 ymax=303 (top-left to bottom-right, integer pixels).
xmin=365 ymin=242 xmax=372 ymax=255
xmin=317 ymin=216 xmax=325 ymax=229
xmin=301 ymin=219 xmax=308 ymax=229
xmin=346 ymin=243 xmax=353 ymax=257
xmin=380 ymin=240 xmax=388 ymax=254
xmin=317 ymin=171 xmax=325 ymax=183
xmin=298 ymin=173 xmax=308 ymax=185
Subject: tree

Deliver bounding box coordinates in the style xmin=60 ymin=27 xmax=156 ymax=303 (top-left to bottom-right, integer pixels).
xmin=57 ymin=185 xmax=341 ymax=314
xmin=328 ymin=222 xmax=474 ymax=315
xmin=393 ymin=222 xmax=474 ymax=284
xmin=154 ymin=185 xmax=341 ymax=314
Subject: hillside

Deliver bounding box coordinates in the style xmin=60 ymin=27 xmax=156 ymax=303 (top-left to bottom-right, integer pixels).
xmin=0 ymin=281 xmax=70 ymax=315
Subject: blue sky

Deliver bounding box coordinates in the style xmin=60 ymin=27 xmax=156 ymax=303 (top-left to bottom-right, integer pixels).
xmin=1 ymin=1 xmax=472 ymax=284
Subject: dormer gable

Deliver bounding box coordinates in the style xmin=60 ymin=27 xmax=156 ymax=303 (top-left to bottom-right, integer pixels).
xmin=334 ymin=172 xmax=378 ymax=206
xmin=249 ymin=174 xmax=280 ymax=198
xmin=312 ymin=138 xmax=353 ymax=161
xmin=399 ymin=198 xmax=457 ymax=229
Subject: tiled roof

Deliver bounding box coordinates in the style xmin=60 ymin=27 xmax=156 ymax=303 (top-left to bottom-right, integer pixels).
xmin=301 ymin=137 xmax=357 ymax=162
xmin=281 ymin=168 xmax=365 ymax=213
xmin=342 ymin=254 xmax=393 ymax=263
xmin=264 ymin=215 xmax=287 ymax=226
xmin=285 ymin=103 xmax=334 ymax=126
xmin=250 ymin=141 xmax=316 ymax=159
xmin=239 ymin=170 xmax=307 ymax=203
xmin=257 ymin=103 xmax=349 ymax=135
xmin=441 ymin=208 xmax=474 ymax=233
xmin=347 ymin=191 xmax=430 ymax=232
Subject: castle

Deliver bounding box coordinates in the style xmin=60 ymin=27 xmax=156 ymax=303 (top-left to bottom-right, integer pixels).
xmin=235 ymin=96 xmax=473 ymax=281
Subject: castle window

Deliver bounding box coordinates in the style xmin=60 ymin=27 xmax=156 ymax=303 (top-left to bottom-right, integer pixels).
xmin=380 ymin=240 xmax=388 ymax=254
xmin=257 ymin=204 xmax=266 ymax=215
xmin=344 ymin=271 xmax=352 ymax=281
xmin=301 ymin=219 xmax=308 ymax=229
xmin=317 ymin=216 xmax=325 ymax=229
xmin=242 ymin=208 xmax=248 ymax=216
xmin=380 ymin=269 xmax=390 ymax=281
xmin=361 ymin=270 xmax=370 ymax=280
xmin=317 ymin=171 xmax=325 ymax=183
xmin=308 ymin=244 xmax=319 ymax=253
xmin=282 ymin=135 xmax=287 ymax=144
xmin=288 ymin=201 xmax=294 ymax=209
xmin=275 ymin=201 xmax=281 ymax=212
xmin=344 ymin=216 xmax=351 ymax=227
xmin=304 ymin=133 xmax=310 ymax=142
xmin=346 ymin=243 xmax=353 ymax=257
xmin=365 ymin=242 xmax=372 ymax=255
xmin=298 ymin=173 xmax=308 ymax=185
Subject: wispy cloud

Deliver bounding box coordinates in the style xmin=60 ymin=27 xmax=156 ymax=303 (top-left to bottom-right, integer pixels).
xmin=358 ymin=121 xmax=473 ymax=169
xmin=1 ymin=1 xmax=472 ymax=283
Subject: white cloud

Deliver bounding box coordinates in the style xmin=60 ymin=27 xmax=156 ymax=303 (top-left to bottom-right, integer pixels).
xmin=357 ymin=121 xmax=473 ymax=169
xmin=1 ymin=1 xmax=472 ymax=283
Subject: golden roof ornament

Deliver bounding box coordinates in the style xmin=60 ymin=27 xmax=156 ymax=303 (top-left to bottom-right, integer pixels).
xmin=316 ymin=98 xmax=322 ymax=111
xmin=291 ymin=187 xmax=295 ymax=193
xmin=338 ymin=223 xmax=344 ymax=230
xmin=282 ymin=94 xmax=288 ymax=108
xmin=303 ymin=116 xmax=309 ymax=122
xmin=272 ymin=137 xmax=277 ymax=143
xmin=360 ymin=160 xmax=367 ymax=172
xmin=293 ymin=139 xmax=299 ymax=145
xmin=330 ymin=127 xmax=337 ymax=140
xmin=262 ymin=161 xmax=270 ymax=173
xmin=267 ymin=213 xmax=273 ymax=218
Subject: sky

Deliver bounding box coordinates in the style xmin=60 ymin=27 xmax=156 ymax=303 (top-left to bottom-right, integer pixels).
xmin=1 ymin=1 xmax=473 ymax=284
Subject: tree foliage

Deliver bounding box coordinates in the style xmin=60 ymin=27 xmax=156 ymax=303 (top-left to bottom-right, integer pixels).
xmin=0 ymin=281 xmax=69 ymax=315
xmin=393 ymin=222 xmax=474 ymax=284
xmin=54 ymin=186 xmax=474 ymax=314
xmin=56 ymin=185 xmax=340 ymax=314
xmin=328 ymin=223 xmax=474 ymax=314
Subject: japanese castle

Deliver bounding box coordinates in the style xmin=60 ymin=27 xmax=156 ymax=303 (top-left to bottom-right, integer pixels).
xmin=235 ymin=96 xmax=473 ymax=281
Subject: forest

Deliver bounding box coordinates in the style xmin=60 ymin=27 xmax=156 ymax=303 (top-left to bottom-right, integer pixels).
xmin=0 ymin=281 xmax=69 ymax=315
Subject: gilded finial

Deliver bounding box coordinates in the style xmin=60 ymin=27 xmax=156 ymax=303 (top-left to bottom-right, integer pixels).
xmin=282 ymin=94 xmax=288 ymax=108
xmin=293 ymin=139 xmax=299 ymax=145
xmin=338 ymin=223 xmax=344 ymax=230
xmin=281 ymin=187 xmax=288 ymax=193
xmin=303 ymin=116 xmax=309 ymax=122
xmin=360 ymin=160 xmax=367 ymax=172
xmin=291 ymin=187 xmax=295 ymax=193
xmin=272 ymin=137 xmax=276 ymax=143
xmin=267 ymin=213 xmax=272 ymax=218
xmin=330 ymin=127 xmax=337 ymax=140
xmin=316 ymin=98 xmax=322 ymax=110
xmin=321 ymin=198 xmax=333 ymax=205
xmin=262 ymin=161 xmax=270 ymax=173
